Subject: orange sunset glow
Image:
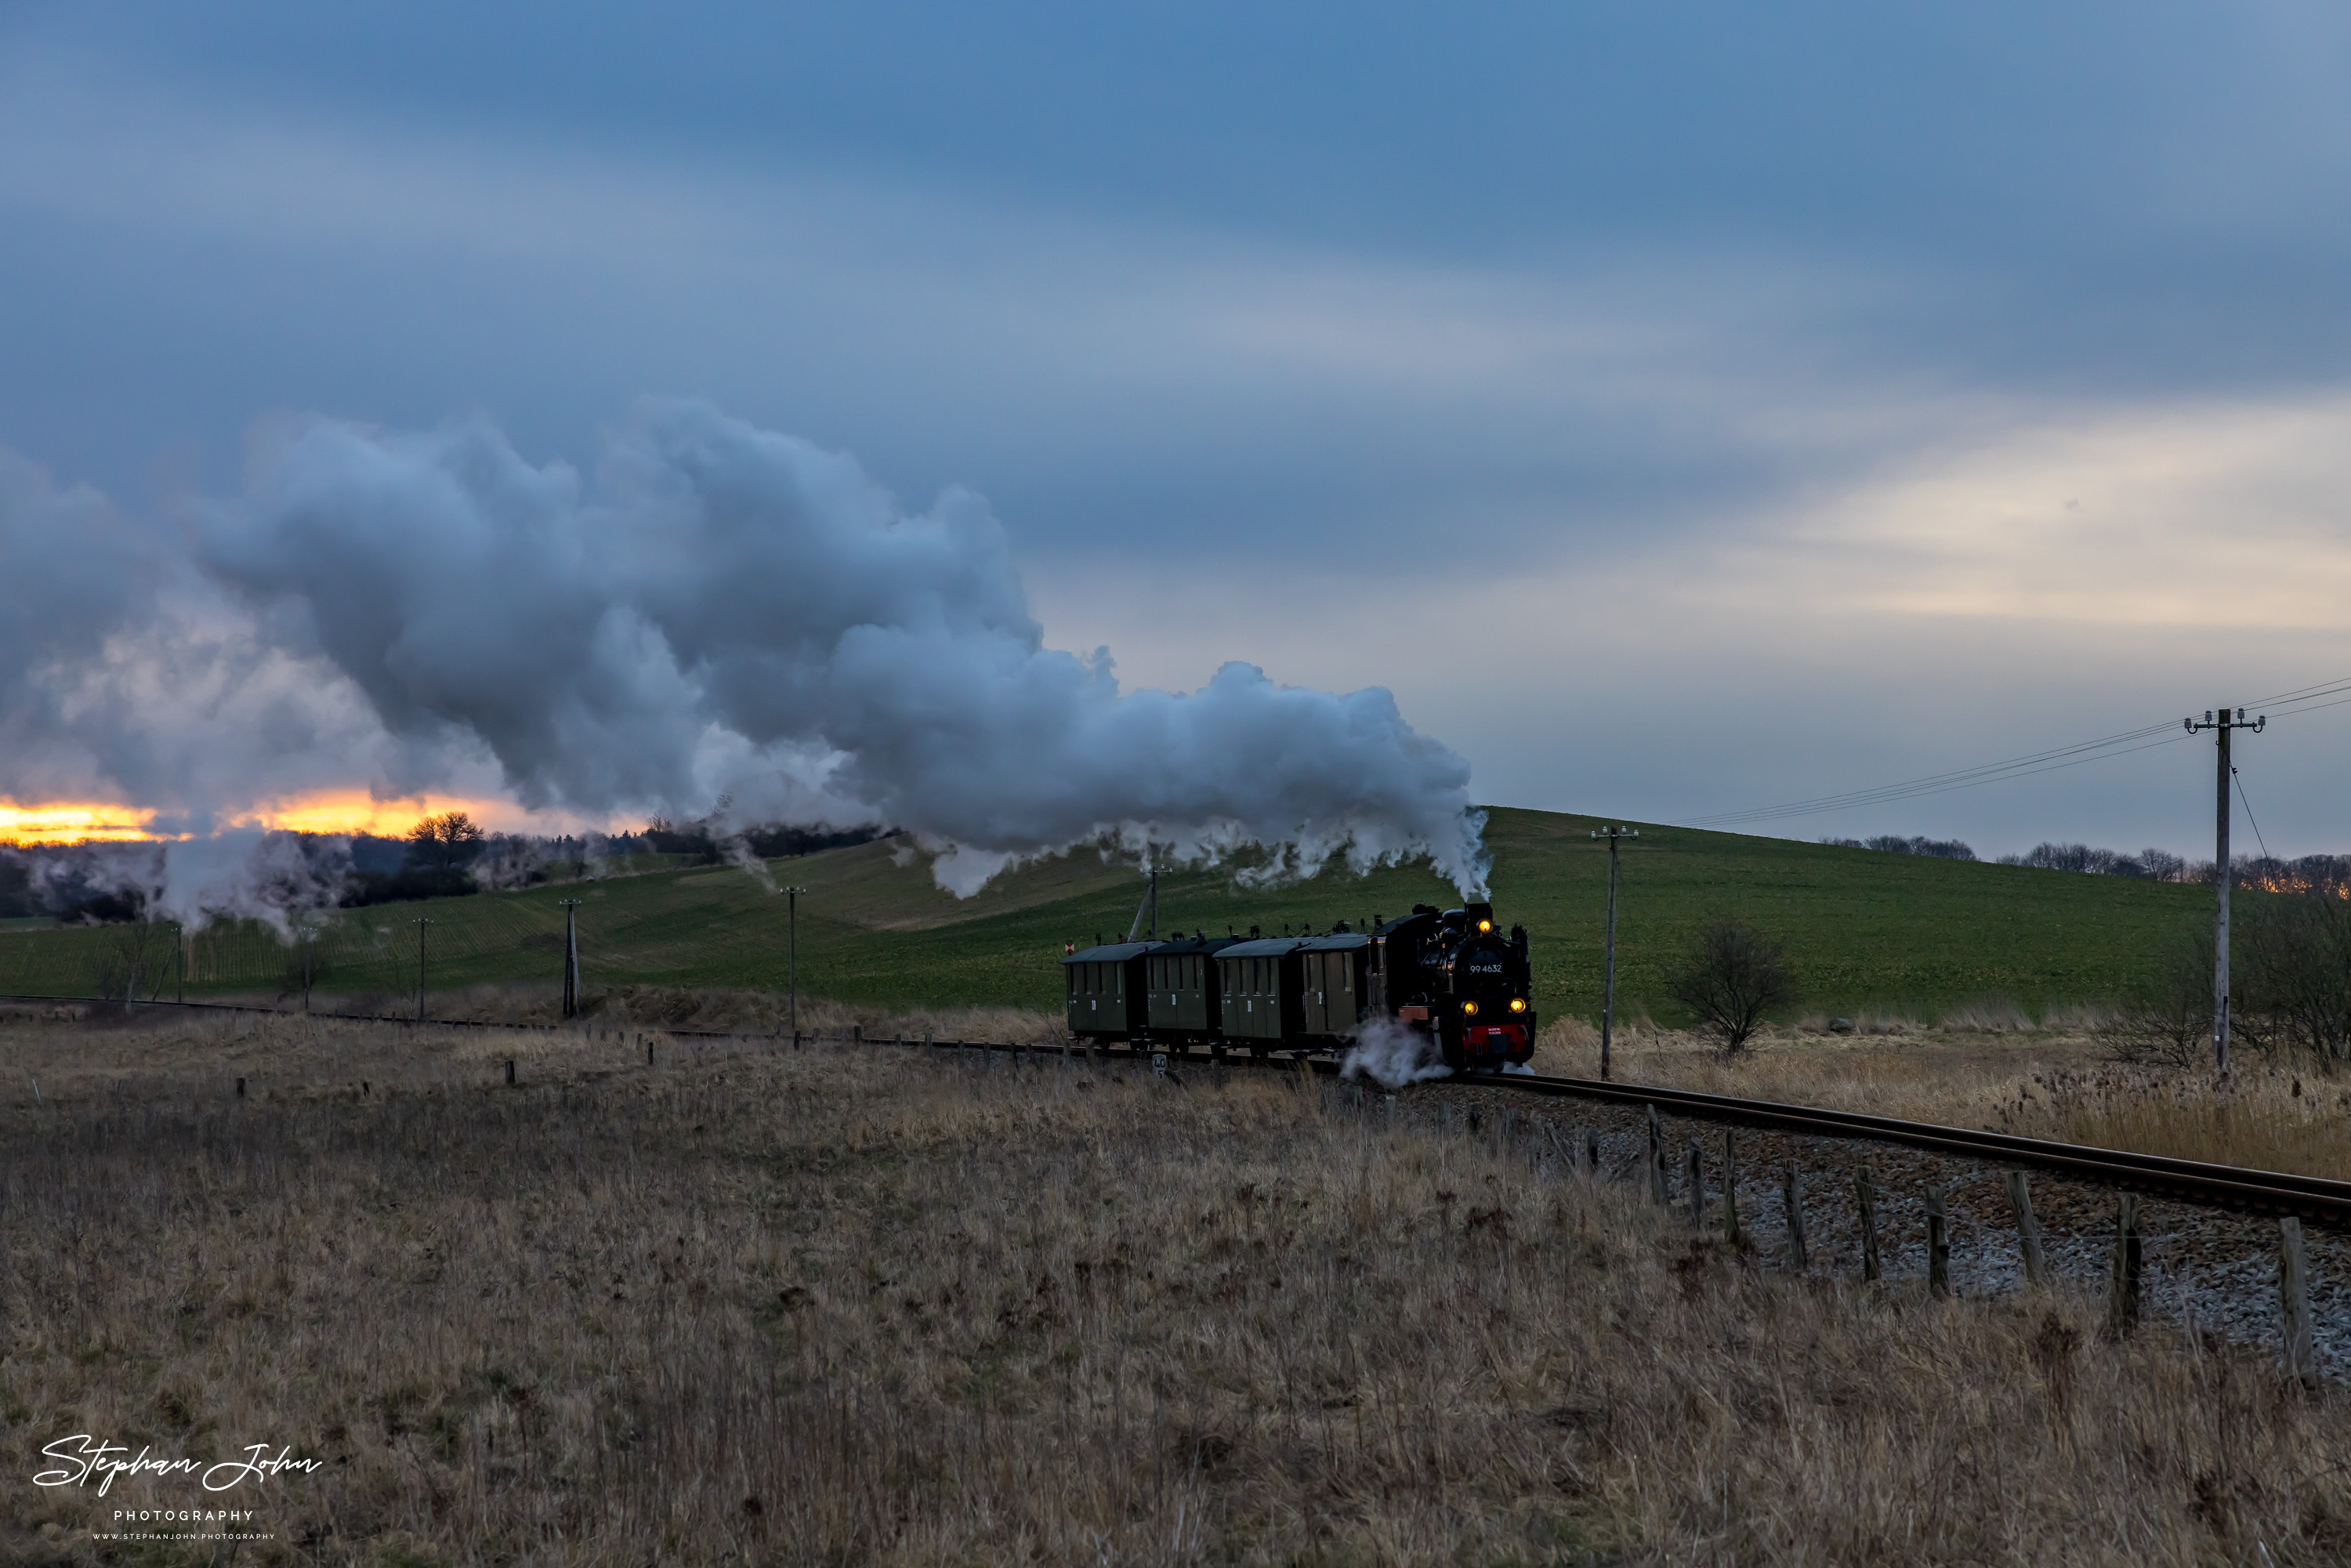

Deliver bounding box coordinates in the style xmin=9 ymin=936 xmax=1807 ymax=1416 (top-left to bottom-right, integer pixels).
xmin=0 ymin=792 xmax=622 ymax=846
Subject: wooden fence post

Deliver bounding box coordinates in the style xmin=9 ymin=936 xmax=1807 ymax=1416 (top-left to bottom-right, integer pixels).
xmin=1783 ymin=1162 xmax=1809 ymax=1272
xmin=1924 ymin=1184 xmax=1951 ymax=1298
xmin=2108 ymin=1193 xmax=2142 ymax=1337
xmin=2280 ymin=1217 xmax=2317 ymax=1387
xmin=2003 ymin=1171 xmax=2048 ymax=1289
xmin=1685 ymin=1144 xmax=1706 ymax=1228
xmin=1722 ymin=1130 xmax=1741 ymax=1244
xmin=1647 ymin=1105 xmax=1668 ymax=1207
xmin=1856 ymin=1168 xmax=1882 ymax=1283
xmin=1586 ymin=1128 xmax=1603 ymax=1179
xmin=505 ymin=1059 xmax=516 ymax=1086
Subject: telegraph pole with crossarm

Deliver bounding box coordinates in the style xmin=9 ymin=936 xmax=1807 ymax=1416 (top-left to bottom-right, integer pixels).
xmin=2185 ymin=705 xmax=2264 ymax=1077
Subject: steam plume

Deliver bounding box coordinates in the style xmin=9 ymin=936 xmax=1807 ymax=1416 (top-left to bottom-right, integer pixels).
xmin=5 ymin=400 xmax=1491 ymax=900
xmin=1339 ymin=1016 xmax=1455 ymax=1088
xmin=199 ymin=400 xmax=1489 ymax=895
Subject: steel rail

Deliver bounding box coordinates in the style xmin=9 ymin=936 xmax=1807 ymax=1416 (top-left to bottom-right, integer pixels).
xmin=1445 ymin=1066 xmax=2351 ymax=1228
xmin=10 ymin=990 xmax=2345 ymax=1227
xmin=1099 ymin=1042 xmax=2351 ymax=1228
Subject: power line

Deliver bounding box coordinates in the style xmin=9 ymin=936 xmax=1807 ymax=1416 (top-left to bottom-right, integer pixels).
xmin=1693 ymin=671 xmax=2351 ymax=831
xmin=1687 ymin=723 xmax=2185 ymax=827
xmin=2246 ymin=673 xmax=2351 ymax=708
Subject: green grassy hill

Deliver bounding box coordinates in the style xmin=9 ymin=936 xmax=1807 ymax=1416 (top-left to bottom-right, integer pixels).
xmin=0 ymin=807 xmax=2215 ymax=1021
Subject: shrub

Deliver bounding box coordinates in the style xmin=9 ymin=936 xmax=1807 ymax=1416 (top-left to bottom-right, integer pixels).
xmin=1665 ymin=916 xmax=1799 ymax=1053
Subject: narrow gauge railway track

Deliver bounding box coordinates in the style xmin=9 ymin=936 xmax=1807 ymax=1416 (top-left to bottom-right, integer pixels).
xmin=9 ymin=990 xmax=2346 ymax=1229
xmin=1092 ymin=1042 xmax=2351 ymax=1230
xmin=1465 ymin=1070 xmax=2351 ymax=1230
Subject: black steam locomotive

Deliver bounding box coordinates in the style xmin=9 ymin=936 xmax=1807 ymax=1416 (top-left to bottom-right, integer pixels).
xmin=1062 ymin=900 xmax=1534 ymax=1072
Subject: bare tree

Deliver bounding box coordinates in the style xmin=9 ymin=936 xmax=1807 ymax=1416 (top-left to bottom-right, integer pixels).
xmin=2110 ymin=890 xmax=2351 ymax=1067
xmin=1667 ymin=917 xmax=1799 ymax=1053
xmin=92 ymin=918 xmax=178 ymax=1005
xmin=406 ymin=812 xmax=486 ymax=871
xmin=2103 ymin=925 xmax=2212 ymax=1067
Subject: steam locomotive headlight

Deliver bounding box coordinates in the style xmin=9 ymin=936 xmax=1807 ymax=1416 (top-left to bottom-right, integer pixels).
xmin=1477 ymin=918 xmax=1493 ymax=932
xmin=1462 ymin=1000 xmax=1479 ymax=1016
xmin=1509 ymin=998 xmax=1527 ymax=1013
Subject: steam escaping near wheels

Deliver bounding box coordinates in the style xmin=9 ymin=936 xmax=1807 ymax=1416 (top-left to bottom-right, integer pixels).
xmin=1339 ymin=1016 xmax=1455 ymax=1089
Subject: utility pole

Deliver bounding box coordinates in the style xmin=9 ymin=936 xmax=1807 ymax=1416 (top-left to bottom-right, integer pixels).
xmin=411 ymin=917 xmax=434 ymax=1023
xmin=2184 ymin=705 xmax=2264 ymax=1076
xmin=783 ymin=886 xmax=809 ymax=1037
xmin=1126 ymin=862 xmax=1159 ymax=943
xmin=1591 ymin=826 xmax=1637 ymax=1079
xmin=298 ymin=916 xmax=314 ymax=1015
xmin=558 ymin=899 xmax=584 ymax=1019
xmin=175 ymin=921 xmax=185 ymax=1005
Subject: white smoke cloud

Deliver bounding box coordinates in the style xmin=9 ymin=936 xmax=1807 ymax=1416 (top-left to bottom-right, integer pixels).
xmin=147 ymin=829 xmax=352 ymax=936
xmin=0 ymin=399 xmax=1490 ymax=906
xmin=1339 ymin=1016 xmax=1454 ymax=1088
xmin=19 ymin=831 xmax=350 ymax=936
xmin=194 ymin=399 xmax=1490 ymax=896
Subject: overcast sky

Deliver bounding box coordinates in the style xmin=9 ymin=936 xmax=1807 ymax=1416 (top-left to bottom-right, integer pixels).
xmin=4 ymin=0 xmax=2349 ymax=856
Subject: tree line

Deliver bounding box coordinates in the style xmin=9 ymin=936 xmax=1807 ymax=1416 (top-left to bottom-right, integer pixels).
xmin=0 ymin=812 xmax=885 ymax=923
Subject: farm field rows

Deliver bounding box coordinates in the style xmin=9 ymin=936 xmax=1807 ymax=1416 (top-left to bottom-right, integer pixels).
xmin=0 ymin=807 xmax=2215 ymax=1020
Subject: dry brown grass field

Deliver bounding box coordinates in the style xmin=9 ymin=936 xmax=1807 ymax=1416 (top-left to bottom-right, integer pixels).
xmin=1534 ymin=1016 xmax=2351 ymax=1183
xmin=4 ymin=1007 xmax=2350 ymax=1565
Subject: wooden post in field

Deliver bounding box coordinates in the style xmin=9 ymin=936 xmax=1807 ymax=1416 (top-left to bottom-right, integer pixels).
xmin=2003 ymin=1171 xmax=2049 ymax=1289
xmin=1646 ymin=1105 xmax=1668 ymax=1207
xmin=1722 ymin=1130 xmax=1741 ymax=1244
xmin=852 ymin=1024 xmax=862 ymax=1047
xmin=2280 ymin=1218 xmax=2317 ymax=1387
xmin=1685 ymin=1144 xmax=1705 ymax=1227
xmin=2108 ymin=1193 xmax=2142 ymax=1336
xmin=505 ymin=1059 xmax=516 ymax=1086
xmin=1782 ymin=1162 xmax=1809 ymax=1272
xmin=1586 ymin=1128 xmax=1603 ymax=1177
xmin=1856 ymin=1168 xmax=1883 ymax=1283
xmin=235 ymin=1077 xmax=245 ymax=1099
xmin=1924 ymin=1185 xmax=1951 ymax=1298
xmin=647 ymin=1038 xmax=655 ymax=1066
